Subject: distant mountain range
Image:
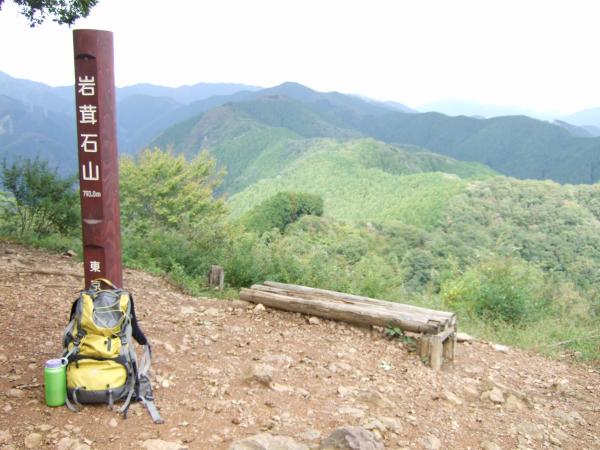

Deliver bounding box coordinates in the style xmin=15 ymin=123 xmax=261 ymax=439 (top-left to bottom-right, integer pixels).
xmin=2 ymin=70 xmax=600 ymax=184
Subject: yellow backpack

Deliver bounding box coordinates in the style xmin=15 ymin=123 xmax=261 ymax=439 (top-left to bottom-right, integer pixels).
xmin=62 ymin=278 xmax=162 ymax=423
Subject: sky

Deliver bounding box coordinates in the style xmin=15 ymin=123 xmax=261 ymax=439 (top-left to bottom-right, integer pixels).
xmin=1 ymin=0 xmax=599 ymax=114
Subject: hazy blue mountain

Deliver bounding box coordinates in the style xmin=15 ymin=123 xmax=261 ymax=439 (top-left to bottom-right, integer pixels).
xmin=116 ymin=82 xmax=262 ymax=104
xmin=0 ymin=95 xmax=76 ymax=174
xmin=562 ymin=107 xmax=600 ymax=129
xmin=0 ymin=71 xmax=73 ymax=116
xmin=581 ymin=125 xmax=600 ymax=137
xmin=553 ymin=120 xmax=594 ymax=138
xmin=420 ymin=99 xmax=558 ymax=120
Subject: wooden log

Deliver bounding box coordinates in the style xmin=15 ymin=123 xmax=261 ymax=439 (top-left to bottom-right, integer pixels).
xmin=261 ymin=281 xmax=455 ymax=325
xmin=254 ymin=284 xmax=449 ymax=329
xmin=240 ymin=288 xmax=444 ymax=334
xmin=208 ymin=265 xmax=224 ymax=290
xmin=443 ymin=333 xmax=456 ymax=362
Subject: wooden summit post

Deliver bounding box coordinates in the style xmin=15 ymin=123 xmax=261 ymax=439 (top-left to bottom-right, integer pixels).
xmin=73 ymin=30 xmax=122 ymax=288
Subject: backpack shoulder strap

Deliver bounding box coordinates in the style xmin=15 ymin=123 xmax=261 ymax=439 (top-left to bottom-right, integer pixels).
xmin=128 ymin=293 xmax=148 ymax=346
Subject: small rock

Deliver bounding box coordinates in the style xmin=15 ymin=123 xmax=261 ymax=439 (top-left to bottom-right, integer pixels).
xmin=517 ymin=422 xmax=544 ymax=440
xmin=161 ymin=379 xmax=171 ymax=388
xmin=461 ymin=384 xmax=480 ymax=401
xmin=337 ymin=406 xmax=366 ymax=418
xmin=299 ymin=429 xmax=321 ymax=441
xmin=250 ymin=363 xmax=274 ymax=385
xmin=379 ymin=416 xmax=403 ymax=434
xmin=321 ymin=426 xmax=384 ymax=450
xmin=421 ymin=435 xmax=441 ymax=450
xmin=337 ymin=386 xmax=354 ymax=398
xmin=483 ymin=387 xmax=504 ymax=404
xmin=108 ymin=418 xmax=119 ymax=428
xmin=57 ymin=438 xmax=85 ymax=450
xmin=480 ymin=441 xmax=502 ymax=450
xmin=554 ymin=410 xmax=586 ymax=426
xmin=505 ymin=394 xmax=525 ymax=411
xmin=24 ymin=433 xmax=43 ymax=449
xmin=491 ymin=343 xmax=509 ymax=353
xmin=7 ymin=388 xmax=24 ymax=399
xmin=440 ymin=390 xmax=463 ymax=406
xmin=36 ymin=424 xmax=53 ymax=432
xmin=253 ymin=304 xmax=266 ymax=314
xmin=204 ymin=307 xmax=220 ymax=317
xmin=456 ymin=332 xmax=475 ymax=343
xmin=0 ymin=430 xmax=11 ymax=445
xmin=163 ymin=342 xmax=176 ymax=353
xmin=64 ymin=250 xmax=77 ymax=257
xmin=179 ymin=306 xmax=196 ymax=315
xmin=307 ymin=317 xmax=320 ymax=325
xmin=228 ymin=433 xmax=308 ymax=450
xmin=141 ymin=439 xmax=187 ymax=450
xmin=0 ymin=354 xmax=7 ymax=362
xmin=358 ymin=389 xmax=395 ymax=408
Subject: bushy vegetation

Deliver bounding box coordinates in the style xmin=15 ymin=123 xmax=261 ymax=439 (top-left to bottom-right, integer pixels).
xmin=3 ymin=148 xmax=600 ymax=362
xmin=240 ymin=192 xmax=323 ymax=234
xmin=0 ymin=158 xmax=79 ymax=237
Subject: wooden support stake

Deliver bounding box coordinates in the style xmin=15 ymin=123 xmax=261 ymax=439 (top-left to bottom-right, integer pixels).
xmin=430 ymin=335 xmax=443 ymax=371
xmin=208 ymin=265 xmax=224 ymax=290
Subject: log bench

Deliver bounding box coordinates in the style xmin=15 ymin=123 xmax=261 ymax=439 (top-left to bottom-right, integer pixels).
xmin=240 ymin=281 xmax=457 ymax=370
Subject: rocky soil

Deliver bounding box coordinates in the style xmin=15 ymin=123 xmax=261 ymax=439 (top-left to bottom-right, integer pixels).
xmin=0 ymin=242 xmax=599 ymax=449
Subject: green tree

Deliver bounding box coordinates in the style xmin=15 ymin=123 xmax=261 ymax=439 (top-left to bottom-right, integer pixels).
xmin=0 ymin=0 xmax=98 ymax=26
xmin=120 ymin=148 xmax=225 ymax=233
xmin=0 ymin=158 xmax=78 ymax=236
xmin=241 ymin=191 xmax=324 ymax=235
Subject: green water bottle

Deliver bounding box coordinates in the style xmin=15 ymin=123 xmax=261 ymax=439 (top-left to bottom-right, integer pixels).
xmin=44 ymin=358 xmax=67 ymax=407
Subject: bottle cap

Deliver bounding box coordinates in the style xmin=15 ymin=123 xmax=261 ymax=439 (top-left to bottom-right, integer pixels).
xmin=45 ymin=359 xmax=64 ymax=369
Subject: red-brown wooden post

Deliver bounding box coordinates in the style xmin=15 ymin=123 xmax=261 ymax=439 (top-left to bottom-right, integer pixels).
xmin=73 ymin=30 xmax=122 ymax=288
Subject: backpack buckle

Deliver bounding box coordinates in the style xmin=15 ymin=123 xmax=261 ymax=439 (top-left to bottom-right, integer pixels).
xmin=90 ymin=280 xmax=102 ymax=292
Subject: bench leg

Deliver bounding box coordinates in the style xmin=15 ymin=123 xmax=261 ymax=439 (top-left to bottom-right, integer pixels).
xmin=430 ymin=335 xmax=443 ymax=371
xmin=443 ymin=332 xmax=456 ymax=362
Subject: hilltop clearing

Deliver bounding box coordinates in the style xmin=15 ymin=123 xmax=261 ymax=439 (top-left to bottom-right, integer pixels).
xmin=0 ymin=243 xmax=599 ymax=449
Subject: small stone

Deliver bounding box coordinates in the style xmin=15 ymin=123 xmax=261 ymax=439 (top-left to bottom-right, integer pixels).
xmin=204 ymin=307 xmax=220 ymax=317
xmin=0 ymin=354 xmax=7 ymax=362
xmin=486 ymin=387 xmax=504 ymax=404
xmin=337 ymin=406 xmax=366 ymax=418
xmin=3 ymin=404 xmax=12 ymax=413
xmin=24 ymin=433 xmax=43 ymax=449
xmin=141 ymin=439 xmax=187 ymax=450
xmin=456 ymin=332 xmax=475 ymax=343
xmin=321 ymin=427 xmax=383 ymax=450
xmin=307 ymin=317 xmax=320 ymax=325
xmin=7 ymin=388 xmax=24 ymax=399
xmin=250 ymin=363 xmax=274 ymax=385
xmin=163 ymin=342 xmax=176 ymax=353
xmin=379 ymin=416 xmax=403 ymax=434
xmin=337 ymin=386 xmax=354 ymax=398
xmin=36 ymin=424 xmax=53 ymax=432
xmin=421 ymin=435 xmax=441 ymax=450
xmin=108 ymin=418 xmax=119 ymax=428
xmin=480 ymin=441 xmax=502 ymax=450
xmin=179 ymin=306 xmax=196 ymax=316
xmin=440 ymin=390 xmax=463 ymax=405
xmin=0 ymin=430 xmax=11 ymax=445
xmin=228 ymin=433 xmax=308 ymax=450
xmin=491 ymin=343 xmax=509 ymax=353
xmin=64 ymin=250 xmax=77 ymax=257
xmin=462 ymin=384 xmax=480 ymax=401
xmin=505 ymin=394 xmax=525 ymax=411
xmin=162 ymin=379 xmax=171 ymax=388
xmin=253 ymin=304 xmax=266 ymax=314
xmin=299 ymin=429 xmax=321 ymax=441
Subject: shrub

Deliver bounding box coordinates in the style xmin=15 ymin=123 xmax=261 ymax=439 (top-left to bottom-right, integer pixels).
xmin=0 ymin=158 xmax=78 ymax=237
xmin=441 ymin=257 xmax=548 ymax=324
xmin=241 ymin=192 xmax=324 ymax=235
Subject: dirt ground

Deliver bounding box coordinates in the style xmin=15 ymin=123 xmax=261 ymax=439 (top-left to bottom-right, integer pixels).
xmin=0 ymin=242 xmax=599 ymax=450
